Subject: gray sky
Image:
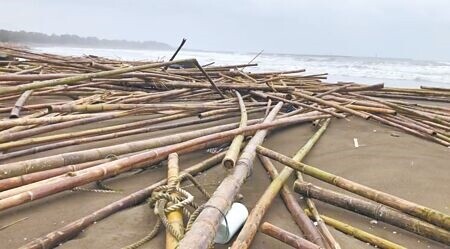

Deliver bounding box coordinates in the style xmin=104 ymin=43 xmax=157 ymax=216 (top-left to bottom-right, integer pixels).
xmin=1 ymin=0 xmax=450 ymax=60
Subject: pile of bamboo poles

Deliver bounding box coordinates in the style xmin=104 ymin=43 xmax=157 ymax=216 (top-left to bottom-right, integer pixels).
xmin=0 ymin=44 xmax=448 ymax=249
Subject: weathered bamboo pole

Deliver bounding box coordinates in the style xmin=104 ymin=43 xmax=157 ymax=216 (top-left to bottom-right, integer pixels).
xmin=0 ymin=113 xmax=116 ymax=128
xmin=304 ymin=210 xmax=406 ymax=249
xmin=222 ymin=91 xmax=247 ymax=169
xmin=250 ymin=91 xmax=346 ymax=119
xmin=294 ymin=182 xmax=450 ymax=245
xmin=141 ymin=81 xmax=295 ymax=92
xmin=292 ymin=91 xmax=370 ymax=119
xmin=0 ymin=112 xmax=328 ymax=210
xmin=0 ymin=112 xmax=194 ymax=151
xmin=178 ymin=102 xmax=284 ymax=249
xmin=0 ymin=115 xmax=239 ymax=177
xmin=0 ymin=159 xmax=110 ymax=191
xmin=0 ymin=109 xmax=137 ymax=144
xmin=260 ymin=222 xmax=322 ymax=249
xmin=258 ymin=155 xmax=327 ymax=248
xmin=48 ymin=103 xmax=232 ymax=113
xmin=256 ymin=146 xmax=450 ymax=230
xmin=231 ymin=118 xmax=331 ymax=249
xmin=166 ymin=153 xmax=184 ymax=249
xmin=19 ymin=151 xmax=228 ymax=249
xmin=296 ymin=175 xmax=338 ymax=249
xmin=10 ymin=90 xmax=33 ymax=118
xmin=0 ymin=59 xmax=197 ymax=96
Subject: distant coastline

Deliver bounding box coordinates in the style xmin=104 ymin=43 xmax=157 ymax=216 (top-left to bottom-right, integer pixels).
xmin=0 ymin=29 xmax=172 ymax=51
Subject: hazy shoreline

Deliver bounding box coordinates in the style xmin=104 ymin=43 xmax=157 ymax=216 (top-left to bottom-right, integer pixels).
xmin=33 ymin=46 xmax=450 ymax=89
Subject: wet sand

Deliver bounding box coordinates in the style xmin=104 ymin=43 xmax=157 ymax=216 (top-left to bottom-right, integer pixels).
xmin=0 ymin=97 xmax=449 ymax=249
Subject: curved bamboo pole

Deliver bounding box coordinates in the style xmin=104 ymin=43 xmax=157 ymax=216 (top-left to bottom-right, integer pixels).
xmin=222 ymin=91 xmax=247 ymax=169
xmin=256 ymin=146 xmax=450 ymax=231
xmin=231 ymin=118 xmax=331 ymax=249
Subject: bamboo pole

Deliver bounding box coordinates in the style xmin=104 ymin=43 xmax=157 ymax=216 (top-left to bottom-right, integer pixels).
xmin=260 ymin=222 xmax=322 ymax=249
xmin=222 ymin=91 xmax=247 ymax=169
xmin=0 ymin=112 xmax=328 ymax=210
xmin=10 ymin=90 xmax=33 ymax=118
xmin=19 ymin=151 xmax=228 ymax=249
xmin=258 ymin=155 xmax=327 ymax=248
xmin=0 ymin=59 xmax=197 ymax=96
xmin=304 ymin=210 xmax=406 ymax=249
xmin=178 ymin=102 xmax=284 ymax=249
xmin=292 ymin=91 xmax=370 ymax=119
xmin=231 ymin=118 xmax=331 ymax=249
xmin=166 ymin=153 xmax=184 ymax=249
xmin=294 ymin=182 xmax=450 ymax=245
xmin=255 ymin=146 xmax=450 ymax=231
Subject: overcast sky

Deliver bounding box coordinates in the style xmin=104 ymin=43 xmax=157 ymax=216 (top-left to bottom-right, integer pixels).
xmin=2 ymin=0 xmax=450 ymax=60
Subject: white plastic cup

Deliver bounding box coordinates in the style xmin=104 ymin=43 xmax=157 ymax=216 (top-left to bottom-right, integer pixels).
xmin=214 ymin=202 xmax=249 ymax=244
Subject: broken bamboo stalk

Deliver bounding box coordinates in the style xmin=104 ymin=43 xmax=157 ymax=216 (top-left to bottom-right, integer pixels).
xmin=260 ymin=222 xmax=322 ymax=249
xmin=10 ymin=90 xmax=33 ymax=118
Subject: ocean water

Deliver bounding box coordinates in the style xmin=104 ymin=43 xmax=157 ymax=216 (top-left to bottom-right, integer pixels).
xmin=34 ymin=46 xmax=450 ymax=88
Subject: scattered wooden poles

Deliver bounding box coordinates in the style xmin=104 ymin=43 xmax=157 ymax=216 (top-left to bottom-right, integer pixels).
xmin=0 ymin=58 xmax=197 ymax=96
xmin=0 ymin=111 xmax=328 ymax=211
xmin=178 ymin=102 xmax=283 ymax=249
xmin=256 ymin=146 xmax=450 ymax=231
xmin=258 ymin=155 xmax=327 ymax=248
xmin=231 ymin=118 xmax=331 ymax=249
xmin=18 ymin=151 xmax=228 ymax=249
xmin=292 ymin=91 xmax=370 ymax=119
xmin=260 ymin=222 xmax=322 ymax=249
xmin=294 ymin=182 xmax=450 ymax=245
xmin=223 ymin=91 xmax=247 ymax=169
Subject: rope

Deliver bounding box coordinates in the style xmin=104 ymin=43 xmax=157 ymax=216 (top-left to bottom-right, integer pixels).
xmin=121 ymin=173 xmax=212 ymax=249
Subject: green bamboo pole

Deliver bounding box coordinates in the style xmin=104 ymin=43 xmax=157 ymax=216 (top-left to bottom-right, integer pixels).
xmin=304 ymin=210 xmax=406 ymax=249
xmin=231 ymin=119 xmax=331 ymax=249
xmin=256 ymin=146 xmax=450 ymax=231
